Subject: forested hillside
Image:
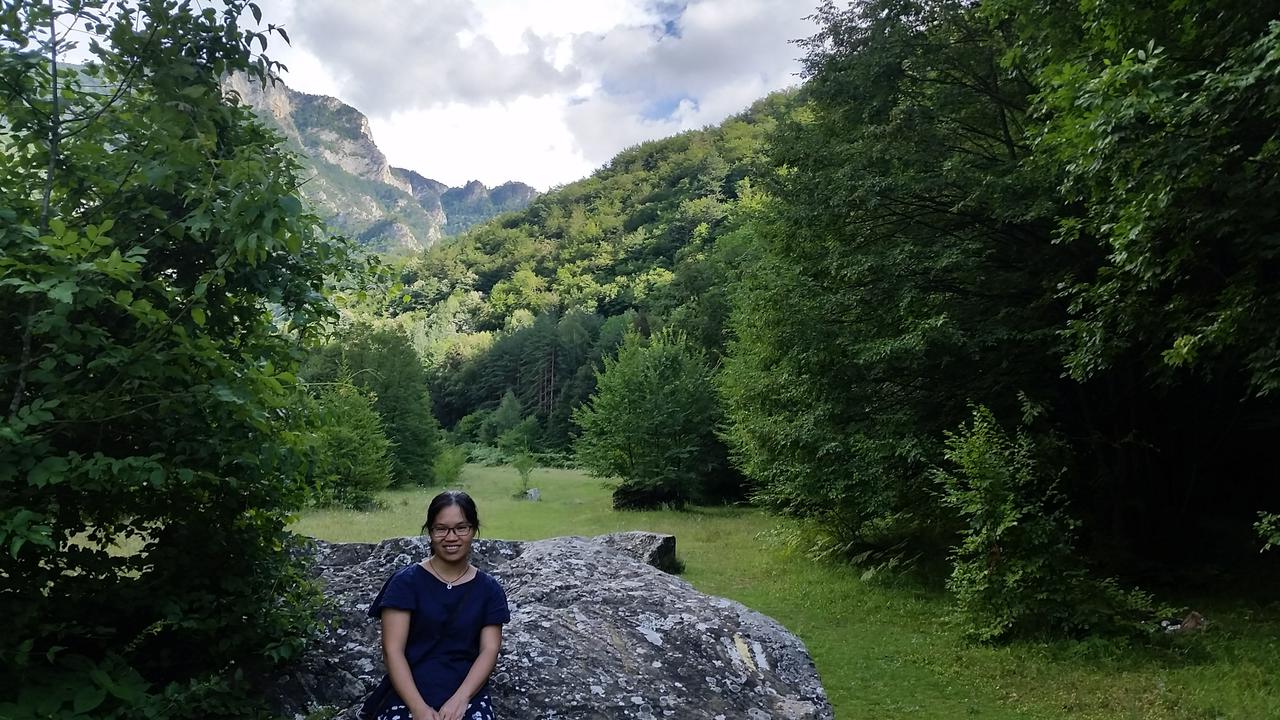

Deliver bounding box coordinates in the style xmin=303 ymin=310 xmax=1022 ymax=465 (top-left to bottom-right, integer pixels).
xmin=358 ymin=0 xmax=1280 ymax=638
xmin=374 ymin=92 xmax=792 ymax=504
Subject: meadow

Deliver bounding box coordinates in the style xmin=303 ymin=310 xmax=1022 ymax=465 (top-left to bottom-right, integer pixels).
xmin=295 ymin=466 xmax=1280 ymax=719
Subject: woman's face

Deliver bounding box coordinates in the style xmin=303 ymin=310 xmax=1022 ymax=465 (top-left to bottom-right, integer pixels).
xmin=429 ymin=503 xmax=474 ymax=563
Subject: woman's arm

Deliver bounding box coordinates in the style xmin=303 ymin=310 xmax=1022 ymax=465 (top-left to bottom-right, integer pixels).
xmin=436 ymin=624 xmax=503 ymax=720
xmin=381 ymin=608 xmax=437 ymax=720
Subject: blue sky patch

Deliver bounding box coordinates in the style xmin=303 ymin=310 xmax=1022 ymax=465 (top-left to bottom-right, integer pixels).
xmin=642 ymin=94 xmax=698 ymax=120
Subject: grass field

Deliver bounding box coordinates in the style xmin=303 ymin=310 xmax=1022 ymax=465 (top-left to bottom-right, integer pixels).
xmin=295 ymin=465 xmax=1280 ymax=719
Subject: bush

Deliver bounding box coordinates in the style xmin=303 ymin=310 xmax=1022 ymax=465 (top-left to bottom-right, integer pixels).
xmin=0 ymin=2 xmax=338 ymax=715
xmin=478 ymin=390 xmax=522 ymax=444
xmin=1259 ymin=513 xmax=1280 ymax=552
xmin=512 ymin=453 xmax=536 ymax=497
xmin=452 ymin=410 xmax=490 ymax=444
xmin=498 ymin=416 xmax=540 ymax=455
xmin=432 ymin=445 xmax=470 ymax=486
xmin=467 ymin=444 xmax=512 ymax=467
xmin=937 ymin=406 xmax=1155 ymax=641
xmin=573 ymin=330 xmax=734 ymax=509
xmin=532 ymin=451 xmax=577 ymax=469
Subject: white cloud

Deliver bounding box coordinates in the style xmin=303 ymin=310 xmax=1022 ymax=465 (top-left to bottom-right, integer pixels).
xmin=369 ymin=95 xmax=596 ymax=190
xmin=274 ymin=0 xmax=579 ymax=113
xmin=253 ymin=0 xmax=816 ymax=189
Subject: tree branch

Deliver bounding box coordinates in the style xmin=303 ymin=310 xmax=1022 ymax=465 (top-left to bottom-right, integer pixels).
xmin=11 ymin=0 xmax=59 ymax=416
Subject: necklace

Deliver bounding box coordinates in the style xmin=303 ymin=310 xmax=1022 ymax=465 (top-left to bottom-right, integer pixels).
xmin=429 ymin=557 xmax=469 ymax=590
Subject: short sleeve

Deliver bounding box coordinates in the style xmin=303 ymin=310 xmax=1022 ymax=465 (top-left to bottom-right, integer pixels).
xmin=367 ymin=566 xmax=417 ymax=618
xmin=482 ymin=576 xmax=511 ymax=627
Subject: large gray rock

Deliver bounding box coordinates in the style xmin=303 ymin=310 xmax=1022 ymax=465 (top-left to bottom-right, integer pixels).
xmin=272 ymin=533 xmax=832 ymax=720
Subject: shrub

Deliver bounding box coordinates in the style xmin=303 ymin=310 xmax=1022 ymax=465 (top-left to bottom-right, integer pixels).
xmin=467 ymin=444 xmax=512 ymax=467
xmin=432 ymin=445 xmax=470 ymax=486
xmin=937 ymin=406 xmax=1155 ymax=641
xmin=532 ymin=451 xmax=577 ymax=469
xmin=513 ymin=453 xmax=537 ymax=497
xmin=478 ymin=390 xmax=522 ymax=444
xmin=498 ymin=416 xmax=540 ymax=454
xmin=573 ymin=330 xmax=734 ymax=509
xmin=1259 ymin=512 xmax=1280 ymax=552
xmin=0 ymin=2 xmax=338 ymax=715
xmin=452 ymin=410 xmax=490 ymax=444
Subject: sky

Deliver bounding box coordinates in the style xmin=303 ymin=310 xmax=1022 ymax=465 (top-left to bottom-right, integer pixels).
xmin=254 ymin=0 xmax=818 ymax=190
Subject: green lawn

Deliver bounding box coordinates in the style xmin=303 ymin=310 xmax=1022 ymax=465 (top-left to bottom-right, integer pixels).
xmin=294 ymin=465 xmax=1280 ymax=720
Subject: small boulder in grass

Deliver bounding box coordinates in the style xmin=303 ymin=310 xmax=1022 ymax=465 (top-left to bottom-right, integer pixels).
xmin=524 ymin=487 xmax=540 ymax=502
xmin=1161 ymin=611 xmax=1207 ymax=633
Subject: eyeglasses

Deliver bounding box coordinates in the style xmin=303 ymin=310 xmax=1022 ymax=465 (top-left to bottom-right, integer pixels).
xmin=429 ymin=524 xmax=475 ymax=539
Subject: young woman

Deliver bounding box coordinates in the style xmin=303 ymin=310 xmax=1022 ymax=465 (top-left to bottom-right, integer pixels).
xmin=367 ymin=491 xmax=510 ymax=720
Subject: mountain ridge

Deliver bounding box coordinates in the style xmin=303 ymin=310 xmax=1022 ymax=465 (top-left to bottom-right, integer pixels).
xmin=224 ymin=73 xmax=537 ymax=251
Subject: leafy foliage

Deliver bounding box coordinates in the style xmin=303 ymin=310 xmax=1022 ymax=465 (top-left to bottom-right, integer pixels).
xmin=1259 ymin=513 xmax=1280 ymax=553
xmin=0 ymin=0 xmax=351 ymax=715
xmin=431 ymin=444 xmax=469 ymax=486
xmin=1005 ymin=2 xmax=1280 ymax=394
xmin=721 ymin=0 xmax=1280 ymax=590
xmin=304 ymin=322 xmax=441 ymax=485
xmin=722 ymin=0 xmax=1054 ymax=557
xmin=574 ymin=331 xmax=736 ymax=508
xmin=483 ymin=389 xmax=525 ymax=444
xmin=938 ymin=407 xmax=1154 ymax=641
xmin=304 ymin=379 xmax=393 ymax=508
xmin=392 ymin=96 xmax=790 ymax=452
xmin=512 ymin=452 xmax=536 ymax=497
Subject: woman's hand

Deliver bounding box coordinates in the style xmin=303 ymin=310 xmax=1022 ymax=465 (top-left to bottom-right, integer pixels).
xmin=436 ymin=693 xmax=470 ymax=720
xmin=410 ymin=702 xmax=440 ymax=720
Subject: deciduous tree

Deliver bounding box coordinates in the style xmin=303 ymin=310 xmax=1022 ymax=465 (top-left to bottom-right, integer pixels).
xmin=574 ymin=331 xmax=734 ymax=508
xmin=0 ymin=0 xmax=353 ymax=714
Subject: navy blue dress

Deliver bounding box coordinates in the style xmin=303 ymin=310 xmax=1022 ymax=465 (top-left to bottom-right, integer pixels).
xmin=368 ymin=563 xmax=510 ymax=719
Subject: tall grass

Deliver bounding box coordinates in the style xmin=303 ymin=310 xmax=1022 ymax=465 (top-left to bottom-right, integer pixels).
xmin=295 ymin=465 xmax=1280 ymax=719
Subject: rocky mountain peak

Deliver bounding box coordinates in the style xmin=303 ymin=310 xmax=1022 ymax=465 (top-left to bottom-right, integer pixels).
xmin=491 ymin=181 xmax=539 ymax=208
xmin=224 ymin=73 xmax=537 ymax=250
xmin=392 ymin=167 xmax=449 ymax=199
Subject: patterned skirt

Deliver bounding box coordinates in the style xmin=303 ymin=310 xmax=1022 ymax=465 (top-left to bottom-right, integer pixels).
xmin=376 ymin=690 xmax=495 ymax=720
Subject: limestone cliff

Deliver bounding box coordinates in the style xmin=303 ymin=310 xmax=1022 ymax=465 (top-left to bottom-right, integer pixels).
xmin=223 ymin=74 xmax=537 ymax=251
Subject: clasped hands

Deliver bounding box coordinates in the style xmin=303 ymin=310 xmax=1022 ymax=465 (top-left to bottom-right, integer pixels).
xmin=410 ymin=693 xmax=471 ymax=720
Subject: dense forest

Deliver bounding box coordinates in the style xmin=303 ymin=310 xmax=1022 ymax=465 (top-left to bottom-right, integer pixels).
xmin=2 ymin=0 xmax=1279 ymax=717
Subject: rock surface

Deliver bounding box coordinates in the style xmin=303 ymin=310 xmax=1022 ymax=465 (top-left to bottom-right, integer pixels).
xmin=271 ymin=533 xmax=832 ymax=720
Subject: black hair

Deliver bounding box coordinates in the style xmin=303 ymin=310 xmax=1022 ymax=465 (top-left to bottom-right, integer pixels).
xmin=421 ymin=490 xmax=481 ymax=536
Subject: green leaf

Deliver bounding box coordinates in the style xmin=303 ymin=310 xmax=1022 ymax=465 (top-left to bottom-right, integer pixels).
xmin=190 ymin=307 xmax=206 ymax=326
xmin=28 ymin=456 xmax=69 ymax=487
xmin=73 ymin=685 xmax=106 ymax=714
xmin=48 ymin=280 xmax=77 ymax=303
